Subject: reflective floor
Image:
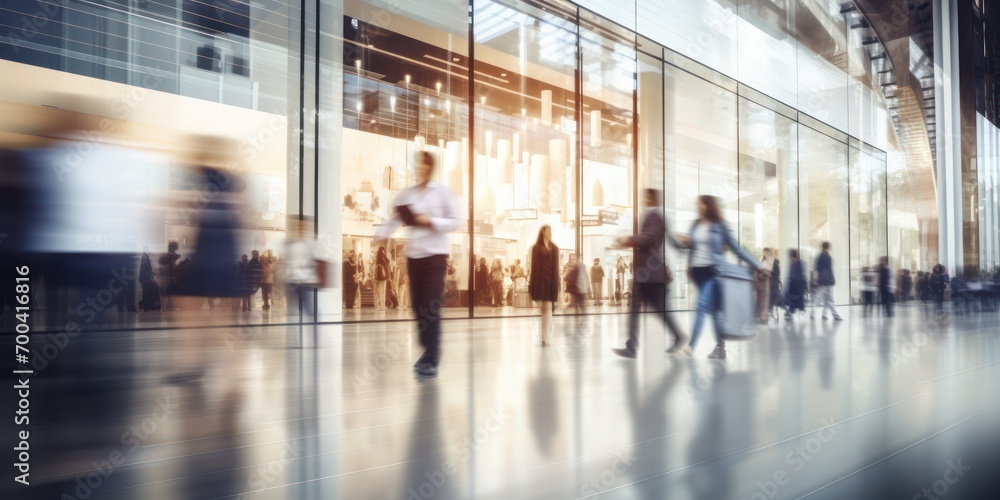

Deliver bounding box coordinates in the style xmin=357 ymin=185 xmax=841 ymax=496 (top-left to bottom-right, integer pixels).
xmin=4 ymin=305 xmax=1000 ymax=499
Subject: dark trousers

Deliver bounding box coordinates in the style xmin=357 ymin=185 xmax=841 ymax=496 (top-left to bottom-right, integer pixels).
xmin=261 ymin=283 xmax=273 ymax=307
xmin=627 ymin=282 xmax=683 ymax=351
xmin=409 ymin=254 xmax=447 ymax=366
xmin=862 ymin=290 xmax=875 ymax=314
xmin=343 ymin=280 xmax=357 ymax=308
xmin=880 ymin=288 xmax=894 ymax=316
xmin=288 ymin=284 xmax=315 ymax=322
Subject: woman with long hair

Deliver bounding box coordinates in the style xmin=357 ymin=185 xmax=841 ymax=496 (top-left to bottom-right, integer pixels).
xmin=529 ymin=225 xmax=560 ymax=346
xmin=680 ymin=195 xmax=768 ymax=359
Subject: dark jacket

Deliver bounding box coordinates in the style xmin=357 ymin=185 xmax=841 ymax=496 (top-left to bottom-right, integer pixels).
xmin=139 ymin=253 xmax=156 ymax=285
xmin=343 ymin=259 xmax=357 ymax=285
xmin=878 ymin=264 xmax=893 ymax=294
xmin=178 ymin=168 xmax=240 ymax=297
xmin=768 ymin=258 xmax=782 ymax=308
xmin=622 ymin=208 xmax=681 ymax=284
xmin=242 ymin=257 xmax=262 ymax=295
xmin=785 ymin=259 xmax=807 ymax=311
xmin=529 ymin=243 xmax=560 ymax=302
xmin=815 ymin=251 xmax=835 ymax=286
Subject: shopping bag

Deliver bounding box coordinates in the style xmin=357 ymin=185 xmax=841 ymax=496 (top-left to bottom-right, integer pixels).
xmin=714 ymin=264 xmax=757 ymax=340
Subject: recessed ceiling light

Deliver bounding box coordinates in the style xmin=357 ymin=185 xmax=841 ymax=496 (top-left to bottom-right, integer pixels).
xmin=501 ymin=73 xmax=507 ymax=77
xmin=453 ymin=57 xmax=460 ymax=62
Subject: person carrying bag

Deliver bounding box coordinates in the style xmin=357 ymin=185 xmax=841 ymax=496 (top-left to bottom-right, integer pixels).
xmin=676 ymin=195 xmax=768 ymax=360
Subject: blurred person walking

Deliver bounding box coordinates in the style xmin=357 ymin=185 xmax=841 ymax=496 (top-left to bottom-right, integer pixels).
xmin=564 ymin=253 xmax=589 ymax=321
xmin=529 ymin=225 xmax=560 ymax=346
xmin=397 ymin=256 xmax=410 ymax=309
xmin=590 ymin=258 xmax=605 ymax=306
xmin=374 ymin=245 xmax=390 ymax=309
xmin=165 ymin=138 xmax=245 ymax=384
xmin=283 ymin=216 xmax=322 ymax=322
xmin=476 ymin=257 xmax=490 ymax=306
xmin=242 ymin=250 xmax=263 ymax=311
xmin=678 ymin=195 xmax=768 ymax=359
xmin=861 ymin=266 xmax=878 ymax=316
xmin=930 ymin=264 xmax=946 ymax=315
xmin=878 ymin=256 xmax=895 ymax=317
xmin=375 ymin=151 xmax=460 ymax=379
xmin=160 ymin=241 xmax=182 ymax=310
xmin=611 ymin=189 xmax=686 ymax=358
xmin=260 ymin=249 xmax=275 ymax=310
xmin=343 ymin=251 xmax=358 ymax=309
xmin=754 ymin=248 xmax=776 ymax=324
xmin=768 ymin=252 xmax=782 ymax=320
xmin=784 ymin=249 xmax=807 ymax=320
xmin=490 ymin=258 xmax=505 ymax=307
xmin=138 ymin=249 xmax=160 ymax=311
xmin=810 ymin=242 xmax=842 ymax=321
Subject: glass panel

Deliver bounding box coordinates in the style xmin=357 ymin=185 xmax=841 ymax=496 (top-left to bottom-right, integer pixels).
xmin=738 ymin=0 xmax=798 ymax=107
xmin=738 ymin=97 xmax=799 ymax=276
xmin=637 ymin=50 xmax=666 ymax=306
xmin=637 ymin=0 xmax=739 ymax=78
xmin=798 ymin=126 xmax=850 ymax=304
xmin=848 ymin=147 xmax=888 ymax=303
xmin=472 ymin=0 xmax=577 ymax=317
xmin=664 ymin=66 xmax=739 ymax=309
xmin=339 ymin=0 xmax=470 ymax=318
xmin=580 ymin=10 xmax=635 ymax=312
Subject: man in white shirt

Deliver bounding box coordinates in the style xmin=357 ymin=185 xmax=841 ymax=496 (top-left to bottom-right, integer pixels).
xmin=374 ymin=152 xmax=460 ymax=378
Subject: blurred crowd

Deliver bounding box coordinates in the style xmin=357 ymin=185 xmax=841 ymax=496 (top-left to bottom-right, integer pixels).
xmin=0 ymin=95 xmax=323 ymax=326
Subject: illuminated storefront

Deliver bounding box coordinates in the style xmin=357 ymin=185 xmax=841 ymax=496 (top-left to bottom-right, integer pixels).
xmin=0 ymin=0 xmax=936 ymax=325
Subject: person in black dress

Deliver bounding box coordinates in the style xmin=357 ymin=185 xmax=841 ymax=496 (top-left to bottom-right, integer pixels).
xmin=529 ymin=225 xmax=559 ymax=346
xmin=165 ymin=138 xmax=244 ymax=384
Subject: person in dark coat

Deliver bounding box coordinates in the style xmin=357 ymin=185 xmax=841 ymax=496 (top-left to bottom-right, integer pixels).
xmin=234 ymin=254 xmax=250 ymax=311
xmin=138 ymin=250 xmax=160 ymax=311
xmin=242 ymin=250 xmax=263 ymax=311
xmin=611 ymin=189 xmax=686 ymax=358
xmin=878 ymin=256 xmax=894 ymax=317
xmin=167 ymin=147 xmax=244 ymax=384
xmin=768 ymin=256 xmax=782 ymax=316
xmin=529 ymin=225 xmax=559 ymax=346
xmin=784 ymin=248 xmax=807 ymax=318
xmin=343 ymin=251 xmax=358 ymax=309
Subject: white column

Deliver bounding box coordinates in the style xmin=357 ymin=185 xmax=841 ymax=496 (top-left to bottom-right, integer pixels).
xmin=935 ymin=0 xmax=963 ymax=272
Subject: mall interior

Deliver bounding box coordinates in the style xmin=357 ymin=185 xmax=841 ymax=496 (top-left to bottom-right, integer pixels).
xmin=1 ymin=0 xmax=1000 ymax=498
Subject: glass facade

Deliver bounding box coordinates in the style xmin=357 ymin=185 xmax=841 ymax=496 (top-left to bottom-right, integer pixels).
xmin=331 ymin=0 xmax=904 ymax=317
xmin=1 ymin=0 xmax=938 ymax=326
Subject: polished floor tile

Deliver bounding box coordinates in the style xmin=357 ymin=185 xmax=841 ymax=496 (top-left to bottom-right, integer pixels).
xmin=3 ymin=305 xmax=1000 ymax=499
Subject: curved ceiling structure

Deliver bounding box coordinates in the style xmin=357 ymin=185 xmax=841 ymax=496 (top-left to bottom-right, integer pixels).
xmin=848 ymin=0 xmax=938 ymax=225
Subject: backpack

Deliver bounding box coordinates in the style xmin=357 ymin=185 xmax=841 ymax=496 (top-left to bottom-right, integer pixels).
xmin=375 ymin=263 xmax=388 ymax=281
